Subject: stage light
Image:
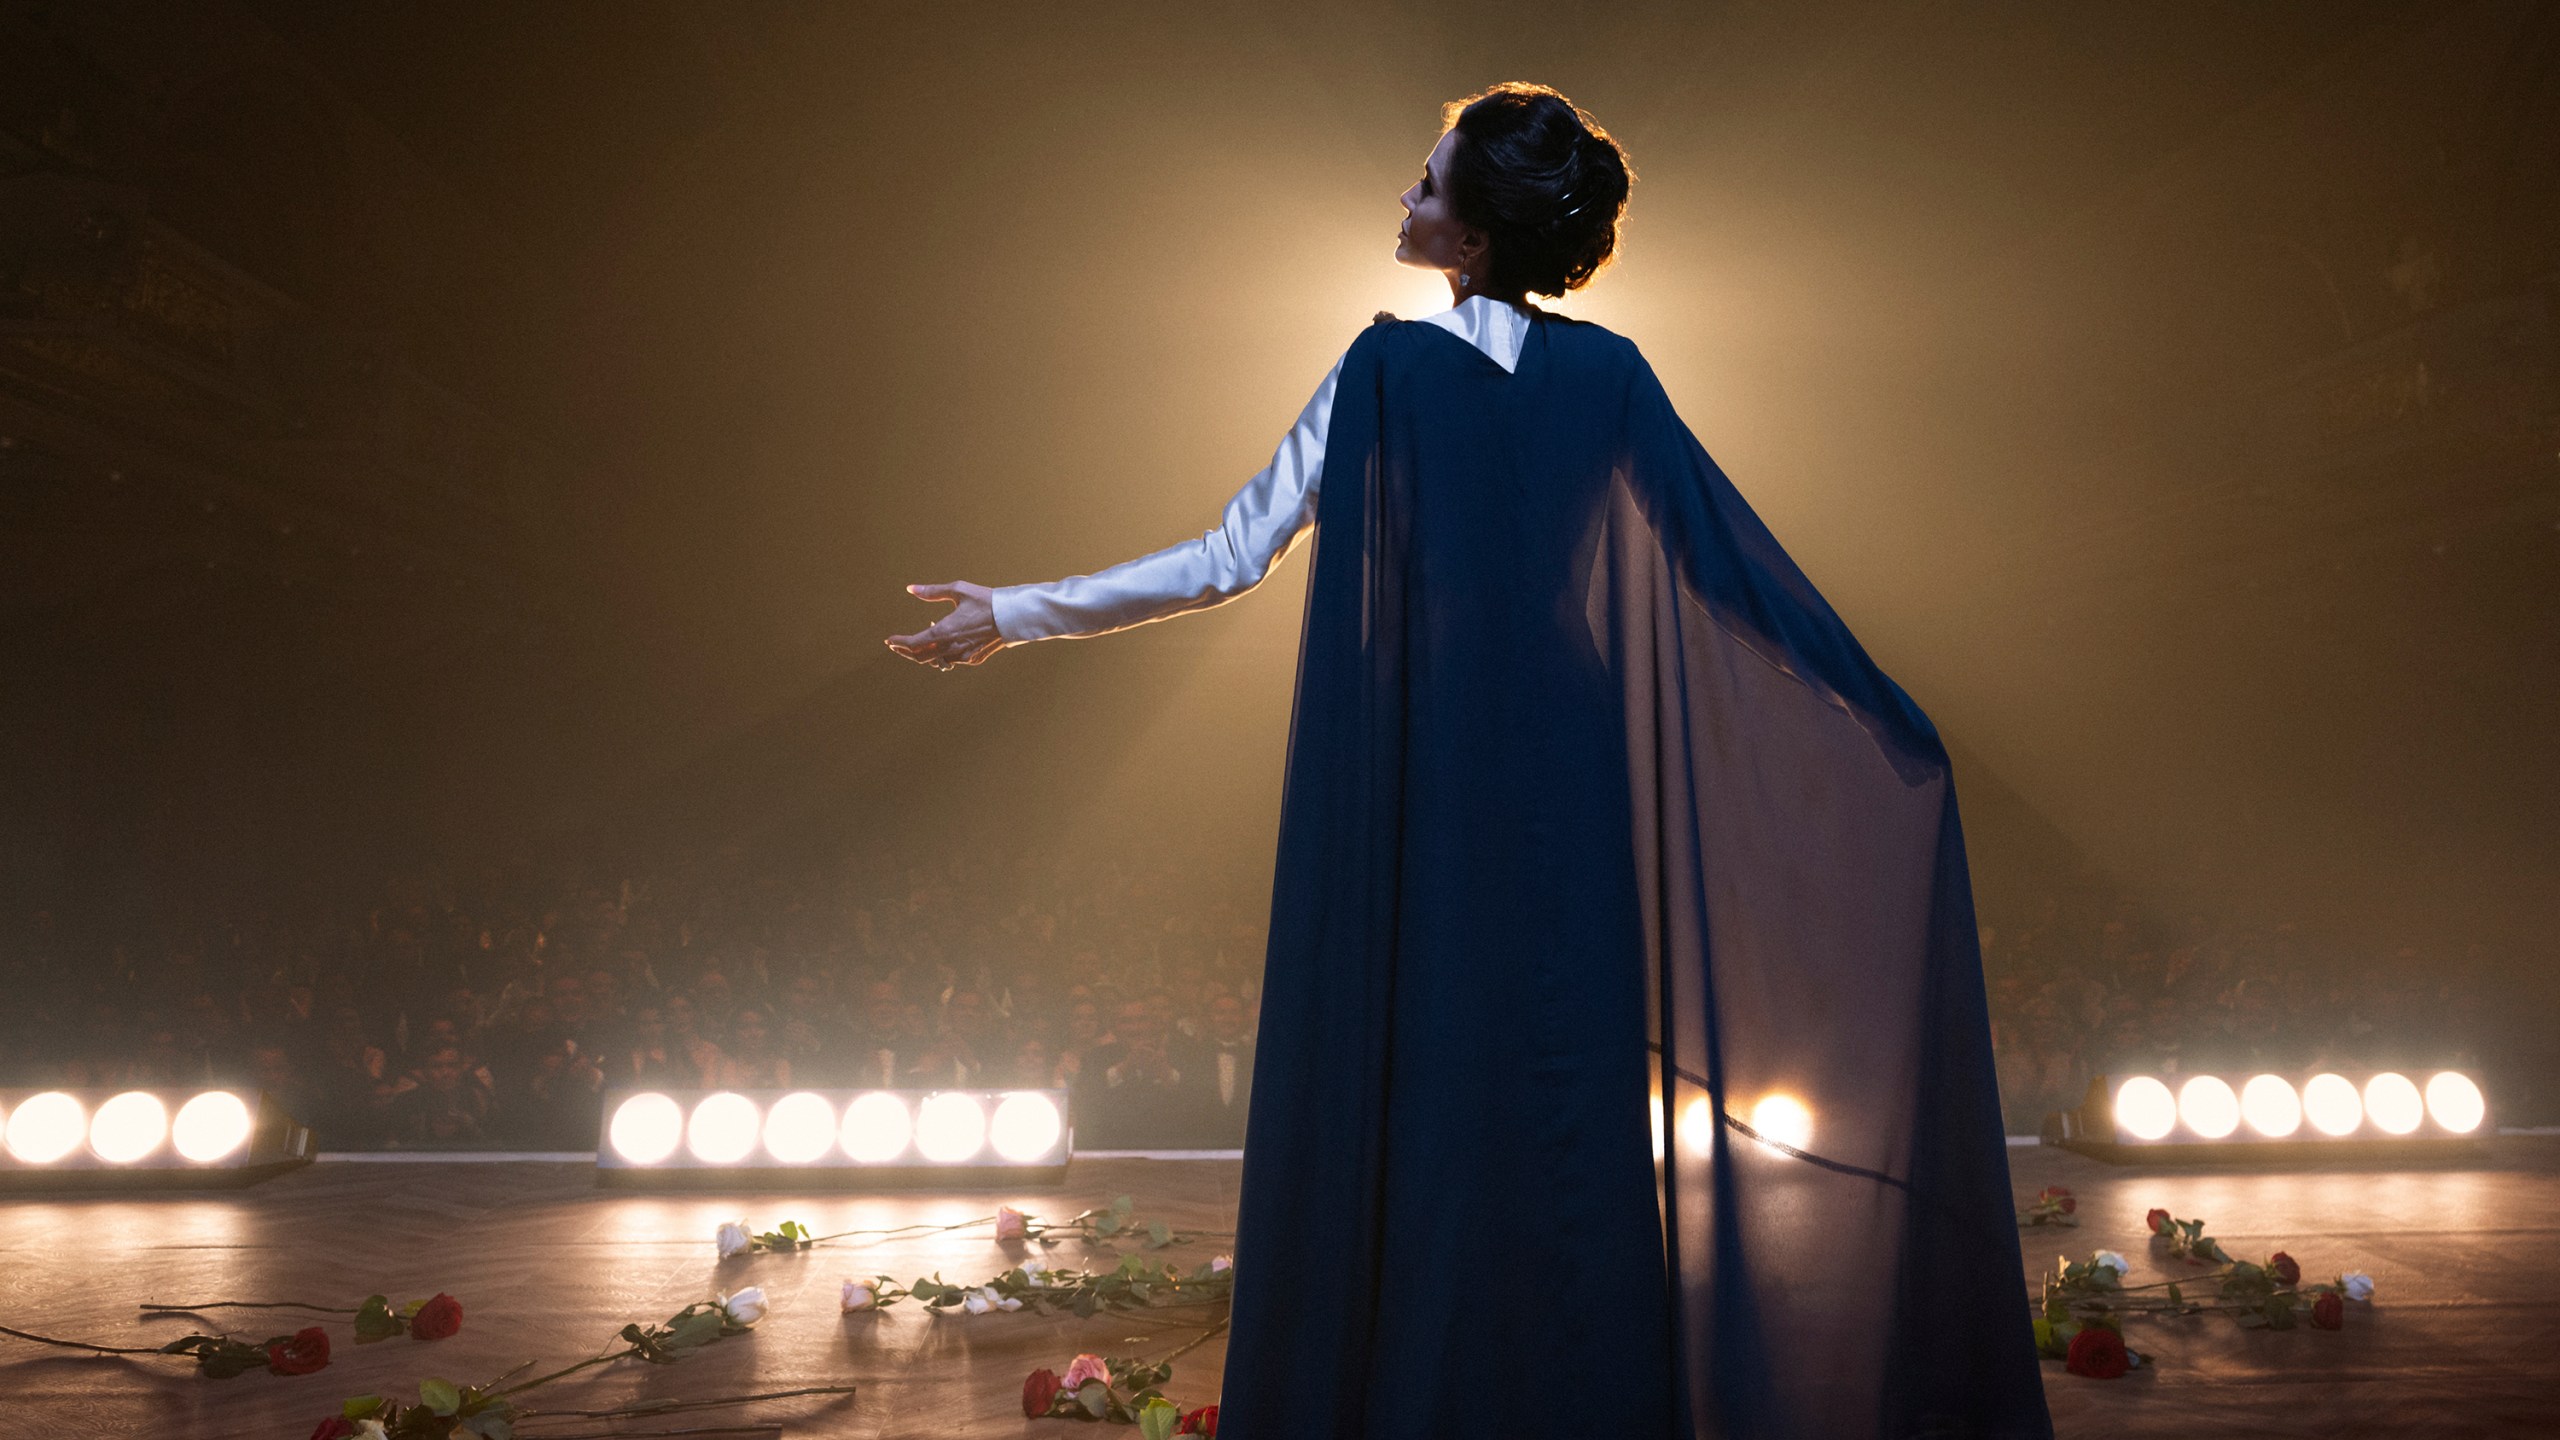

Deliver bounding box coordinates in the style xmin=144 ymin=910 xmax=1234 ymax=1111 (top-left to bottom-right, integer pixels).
xmin=915 ymin=1092 xmax=988 ymax=1162
xmin=762 ymin=1092 xmax=837 ymax=1164
xmin=597 ymin=1088 xmax=1070 ymax=1189
xmin=7 ymin=1091 xmax=85 ymax=1164
xmin=988 ymin=1091 xmax=1064 ymax=1162
xmin=1679 ymin=1095 xmax=1716 ymax=1159
xmin=2240 ymin=1075 xmax=2302 ymax=1138
xmin=686 ymin=1092 xmax=762 ymax=1164
xmin=172 ymin=1091 xmax=253 ymax=1162
xmin=2426 ymin=1071 xmax=2486 ymax=1134
xmin=2303 ymin=1073 xmax=2362 ymax=1136
xmin=2047 ymin=1068 xmax=2491 ymax=1163
xmin=2363 ymin=1072 xmax=2423 ymax=1135
xmin=842 ymin=1090 xmax=913 ymax=1163
xmin=2113 ymin=1077 xmax=2177 ymax=1140
xmin=1 ymin=1089 xmax=311 ymax=1189
xmin=1748 ymin=1094 xmax=1814 ymax=1151
xmin=608 ymin=1092 xmax=684 ymax=1164
xmin=2177 ymin=1075 xmax=2241 ymax=1139
xmin=90 ymin=1091 xmax=168 ymax=1163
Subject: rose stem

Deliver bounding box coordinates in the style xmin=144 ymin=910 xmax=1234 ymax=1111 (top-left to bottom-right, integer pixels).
xmin=0 ymin=1322 xmax=166 ymax=1356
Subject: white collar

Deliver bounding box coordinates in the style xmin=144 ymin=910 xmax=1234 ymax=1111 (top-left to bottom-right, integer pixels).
xmin=1413 ymin=293 xmax=1535 ymax=373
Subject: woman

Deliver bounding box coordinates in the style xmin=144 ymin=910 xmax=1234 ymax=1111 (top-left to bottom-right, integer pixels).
xmin=889 ymin=83 xmax=2049 ymax=1440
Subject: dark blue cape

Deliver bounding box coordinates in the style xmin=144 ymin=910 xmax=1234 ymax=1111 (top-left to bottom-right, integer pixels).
xmin=1215 ymin=308 xmax=2052 ymax=1439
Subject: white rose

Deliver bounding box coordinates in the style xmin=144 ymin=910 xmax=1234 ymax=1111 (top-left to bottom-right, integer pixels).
xmin=355 ymin=1423 xmax=390 ymax=1440
xmin=2093 ymin=1250 xmax=2130 ymax=1277
xmin=842 ymin=1279 xmax=877 ymax=1311
xmin=1210 ymin=1254 xmax=1232 ymax=1274
xmin=962 ymin=1287 xmax=993 ymax=1315
xmin=996 ymin=1290 xmax=1023 ymax=1311
xmin=2341 ymin=1271 xmax=2375 ymax=1302
xmin=715 ymin=1221 xmax=752 ymax=1259
xmin=718 ymin=1286 xmax=769 ymax=1326
xmin=1020 ymin=1260 xmax=1049 ymax=1286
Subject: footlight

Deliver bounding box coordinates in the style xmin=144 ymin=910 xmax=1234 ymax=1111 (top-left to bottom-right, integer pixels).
xmin=596 ymin=1088 xmax=1072 ymax=1190
xmin=2042 ymin=1070 xmax=2492 ymax=1164
xmin=0 ymin=1088 xmax=314 ymax=1191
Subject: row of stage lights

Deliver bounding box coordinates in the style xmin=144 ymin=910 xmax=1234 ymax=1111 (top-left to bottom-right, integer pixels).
xmin=1648 ymin=1090 xmax=1815 ymax=1161
xmin=0 ymin=1089 xmax=312 ymax=1188
xmin=600 ymin=1088 xmax=1070 ymax=1187
xmin=2051 ymin=1069 xmax=2489 ymax=1162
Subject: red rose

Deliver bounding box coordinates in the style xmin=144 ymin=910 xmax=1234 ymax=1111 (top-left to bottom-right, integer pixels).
xmin=265 ymin=1326 xmax=331 ymax=1376
xmin=1022 ymin=1367 xmax=1063 ymax=1418
xmin=2146 ymin=1207 xmax=2171 ymax=1235
xmin=409 ymin=1292 xmax=463 ymax=1341
xmin=2038 ymin=1185 xmax=2076 ymax=1215
xmin=1177 ymin=1403 xmax=1220 ymax=1435
xmin=2268 ymin=1252 xmax=2301 ymax=1288
xmin=2311 ymin=1293 xmax=2344 ymax=1330
xmin=307 ymin=1420 xmax=357 ymax=1440
xmin=2064 ymin=1326 xmax=2130 ymax=1379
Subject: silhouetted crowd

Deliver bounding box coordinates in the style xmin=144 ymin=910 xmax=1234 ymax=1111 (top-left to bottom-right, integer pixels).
xmin=1981 ymin=891 xmax=2500 ymax=1131
xmin=0 ymin=839 xmax=2517 ymax=1149
xmin=0 ymin=837 xmax=1268 ymax=1151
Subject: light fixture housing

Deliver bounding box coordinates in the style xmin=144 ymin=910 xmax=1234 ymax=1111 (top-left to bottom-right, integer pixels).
xmin=2043 ymin=1070 xmax=2491 ymax=1164
xmin=596 ymin=1087 xmax=1072 ymax=1190
xmin=0 ymin=1088 xmax=315 ymax=1191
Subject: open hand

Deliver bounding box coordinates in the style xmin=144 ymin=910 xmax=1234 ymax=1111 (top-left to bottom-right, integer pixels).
xmin=886 ymin=581 xmax=1003 ymax=670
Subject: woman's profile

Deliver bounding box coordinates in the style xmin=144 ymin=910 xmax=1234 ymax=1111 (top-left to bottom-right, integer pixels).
xmin=889 ymin=81 xmax=2051 ymax=1440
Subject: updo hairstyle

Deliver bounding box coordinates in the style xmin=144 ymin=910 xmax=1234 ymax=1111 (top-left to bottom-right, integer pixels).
xmin=1439 ymin=82 xmax=1634 ymax=297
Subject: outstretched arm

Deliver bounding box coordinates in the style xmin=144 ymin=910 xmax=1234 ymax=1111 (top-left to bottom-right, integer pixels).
xmin=885 ymin=344 xmax=1348 ymax=667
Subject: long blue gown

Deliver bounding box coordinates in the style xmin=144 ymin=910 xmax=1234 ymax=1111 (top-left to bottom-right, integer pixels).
xmin=1209 ymin=307 xmax=2053 ymax=1439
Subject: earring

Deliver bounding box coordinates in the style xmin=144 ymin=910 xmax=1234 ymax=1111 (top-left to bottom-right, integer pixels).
xmin=1459 ymin=270 xmax=1471 ymax=288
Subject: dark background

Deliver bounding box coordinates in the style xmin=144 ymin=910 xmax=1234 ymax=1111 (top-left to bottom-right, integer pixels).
xmin=3 ymin=1 xmax=2553 ymax=1128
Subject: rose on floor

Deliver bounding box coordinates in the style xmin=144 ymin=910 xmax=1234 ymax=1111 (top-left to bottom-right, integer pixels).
xmin=2017 ymin=1185 xmax=2079 ymax=1228
xmin=2064 ymin=1325 xmax=2132 ymax=1379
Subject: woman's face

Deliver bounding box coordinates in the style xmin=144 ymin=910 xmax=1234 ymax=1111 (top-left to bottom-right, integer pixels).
xmin=1396 ymin=129 xmax=1479 ymax=276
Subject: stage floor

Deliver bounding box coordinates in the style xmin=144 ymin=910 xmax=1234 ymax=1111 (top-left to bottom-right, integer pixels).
xmin=1 ymin=1140 xmax=2553 ymax=1437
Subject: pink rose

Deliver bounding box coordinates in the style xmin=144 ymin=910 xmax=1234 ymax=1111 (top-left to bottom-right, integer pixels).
xmin=1063 ymin=1353 xmax=1110 ymax=1390
xmin=995 ymin=1206 xmax=1028 ymax=1241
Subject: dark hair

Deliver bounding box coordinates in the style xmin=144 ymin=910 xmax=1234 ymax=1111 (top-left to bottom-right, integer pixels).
xmin=1440 ymin=82 xmax=1634 ymax=298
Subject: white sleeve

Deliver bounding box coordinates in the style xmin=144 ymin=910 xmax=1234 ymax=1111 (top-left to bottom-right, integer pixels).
xmin=990 ymin=344 xmax=1346 ymax=645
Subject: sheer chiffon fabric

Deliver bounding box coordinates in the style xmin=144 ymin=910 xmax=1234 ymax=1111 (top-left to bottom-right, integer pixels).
xmin=1215 ymin=309 xmax=2052 ymax=1439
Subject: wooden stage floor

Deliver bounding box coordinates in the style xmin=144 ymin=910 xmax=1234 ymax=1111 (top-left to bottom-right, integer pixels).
xmin=1 ymin=1140 xmax=2554 ymax=1437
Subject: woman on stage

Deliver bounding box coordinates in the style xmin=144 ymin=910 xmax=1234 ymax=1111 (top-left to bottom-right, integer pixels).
xmin=889 ymin=81 xmax=2051 ymax=1440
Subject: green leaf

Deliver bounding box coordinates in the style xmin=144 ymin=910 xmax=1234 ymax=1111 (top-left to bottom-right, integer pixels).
xmin=463 ymin=1415 xmax=514 ymax=1440
xmin=1077 ymin=1379 xmax=1112 ymax=1418
xmin=2031 ymin=1318 xmax=2056 ymax=1357
xmin=342 ymin=1396 xmax=385 ymax=1420
xmin=421 ymin=1378 xmax=463 ymax=1417
xmin=1138 ymin=1396 xmax=1181 ymax=1440
xmin=2166 ymin=1282 xmax=2184 ymax=1308
xmin=354 ymin=1294 xmax=406 ymax=1344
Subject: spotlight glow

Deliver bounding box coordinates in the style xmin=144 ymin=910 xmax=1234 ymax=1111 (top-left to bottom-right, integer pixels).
xmin=1679 ymin=1095 xmax=1716 ymax=1159
xmin=1648 ymin=1088 xmax=1664 ymax=1162
xmin=608 ymin=1092 xmax=684 ymax=1164
xmin=2363 ymin=1072 xmax=2423 ymax=1135
xmin=2177 ymin=1075 xmax=2241 ymax=1139
xmin=89 ymin=1091 xmax=169 ymax=1163
xmin=2113 ymin=1076 xmax=2177 ymax=1141
xmin=987 ymin=1091 xmax=1063 ymax=1162
xmin=5 ymin=1091 xmax=87 ymax=1164
xmin=2425 ymin=1072 xmax=2486 ymax=1134
xmin=2302 ymin=1073 xmax=2363 ymax=1136
xmin=1748 ymin=1094 xmax=1814 ymax=1151
xmin=840 ymin=1091 xmax=913 ymax=1163
xmin=685 ymin=1092 xmax=761 ymax=1164
xmin=2239 ymin=1075 xmax=2303 ymax=1138
xmin=171 ymin=1091 xmax=254 ymax=1163
xmin=913 ymin=1092 xmax=988 ymax=1163
xmin=762 ymin=1092 xmax=838 ymax=1164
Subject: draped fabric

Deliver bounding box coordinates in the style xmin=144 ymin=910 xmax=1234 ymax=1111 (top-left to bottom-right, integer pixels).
xmin=1215 ymin=308 xmax=2052 ymax=1439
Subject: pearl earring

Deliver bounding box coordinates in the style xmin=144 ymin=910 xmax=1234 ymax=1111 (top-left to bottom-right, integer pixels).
xmin=1459 ymin=270 xmax=1471 ymax=288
